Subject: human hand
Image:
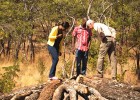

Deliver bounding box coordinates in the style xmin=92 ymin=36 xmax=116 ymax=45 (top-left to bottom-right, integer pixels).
xmin=59 ymin=52 xmax=62 ymax=56
xmin=57 ymin=34 xmax=63 ymax=38
xmin=72 ymin=48 xmax=76 ymax=55
xmin=113 ymin=38 xmax=116 ymax=47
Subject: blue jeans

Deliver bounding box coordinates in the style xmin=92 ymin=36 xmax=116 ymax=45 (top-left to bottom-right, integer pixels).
xmin=76 ymin=49 xmax=88 ymax=76
xmin=48 ymin=45 xmax=59 ymax=78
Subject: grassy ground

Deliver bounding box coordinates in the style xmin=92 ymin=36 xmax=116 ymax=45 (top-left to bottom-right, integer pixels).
xmin=0 ymin=47 xmax=139 ymax=90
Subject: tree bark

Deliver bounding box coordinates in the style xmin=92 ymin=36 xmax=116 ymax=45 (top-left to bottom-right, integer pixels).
xmin=0 ymin=40 xmax=5 ymax=57
xmin=76 ymin=75 xmax=140 ymax=100
xmin=11 ymin=90 xmax=32 ymax=100
xmin=38 ymin=80 xmax=62 ymax=100
xmin=14 ymin=41 xmax=22 ymax=60
xmin=28 ymin=34 xmax=35 ymax=62
xmin=53 ymin=84 xmax=77 ymax=100
xmin=6 ymin=36 xmax=11 ymax=57
xmin=136 ymin=49 xmax=140 ymax=80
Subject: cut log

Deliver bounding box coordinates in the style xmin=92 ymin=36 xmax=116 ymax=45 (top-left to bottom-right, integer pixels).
xmin=25 ymin=92 xmax=39 ymax=100
xmin=65 ymin=80 xmax=89 ymax=94
xmin=76 ymin=75 xmax=140 ymax=100
xmin=131 ymin=85 xmax=140 ymax=92
xmin=0 ymin=83 xmax=46 ymax=100
xmin=11 ymin=90 xmax=32 ymax=100
xmin=88 ymin=87 xmax=107 ymax=100
xmin=1 ymin=76 xmax=140 ymax=100
xmin=76 ymin=75 xmax=102 ymax=88
xmin=52 ymin=84 xmax=77 ymax=100
xmin=38 ymin=80 xmax=62 ymax=100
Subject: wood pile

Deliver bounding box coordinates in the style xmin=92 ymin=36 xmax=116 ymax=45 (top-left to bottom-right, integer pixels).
xmin=0 ymin=75 xmax=140 ymax=100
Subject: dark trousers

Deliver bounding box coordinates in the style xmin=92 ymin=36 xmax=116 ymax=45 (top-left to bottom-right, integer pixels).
xmin=76 ymin=49 xmax=88 ymax=76
xmin=48 ymin=45 xmax=59 ymax=78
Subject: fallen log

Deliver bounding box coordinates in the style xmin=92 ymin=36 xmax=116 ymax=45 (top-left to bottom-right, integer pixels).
xmin=38 ymin=80 xmax=62 ymax=100
xmin=0 ymin=75 xmax=140 ymax=100
xmin=64 ymin=80 xmax=89 ymax=94
xmin=76 ymin=75 xmax=140 ymax=100
xmin=0 ymin=83 xmax=46 ymax=100
xmin=11 ymin=90 xmax=32 ymax=100
xmin=52 ymin=84 xmax=77 ymax=100
xmin=53 ymin=79 xmax=106 ymax=100
xmin=131 ymin=85 xmax=140 ymax=92
xmin=76 ymin=75 xmax=102 ymax=88
xmin=25 ymin=92 xmax=39 ymax=100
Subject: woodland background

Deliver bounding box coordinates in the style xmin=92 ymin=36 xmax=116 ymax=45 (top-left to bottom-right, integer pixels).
xmin=0 ymin=0 xmax=139 ymax=93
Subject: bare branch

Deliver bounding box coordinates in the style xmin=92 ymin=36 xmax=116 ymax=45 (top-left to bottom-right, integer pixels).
xmin=99 ymin=1 xmax=120 ymax=21
xmin=87 ymin=0 xmax=94 ymax=19
xmin=65 ymin=13 xmax=75 ymax=37
xmin=107 ymin=6 xmax=113 ymax=26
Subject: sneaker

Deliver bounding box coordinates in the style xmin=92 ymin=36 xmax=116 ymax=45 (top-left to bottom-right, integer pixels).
xmin=49 ymin=76 xmax=59 ymax=80
xmin=112 ymin=77 xmax=117 ymax=82
xmin=112 ymin=77 xmax=116 ymax=80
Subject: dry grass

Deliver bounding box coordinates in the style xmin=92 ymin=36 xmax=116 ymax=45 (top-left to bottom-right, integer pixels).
xmin=0 ymin=48 xmax=139 ymax=90
xmin=0 ymin=48 xmax=74 ymax=89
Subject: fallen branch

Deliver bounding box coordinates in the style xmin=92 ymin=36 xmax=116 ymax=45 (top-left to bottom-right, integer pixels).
xmin=131 ymin=85 xmax=140 ymax=92
xmin=53 ymin=84 xmax=77 ymax=100
xmin=38 ymin=80 xmax=62 ymax=100
xmin=11 ymin=90 xmax=32 ymax=100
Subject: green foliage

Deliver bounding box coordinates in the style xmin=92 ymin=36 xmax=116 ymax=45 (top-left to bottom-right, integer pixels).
xmin=88 ymin=41 xmax=99 ymax=71
xmin=88 ymin=40 xmax=110 ymax=73
xmin=0 ymin=64 xmax=20 ymax=93
xmin=117 ymin=46 xmax=128 ymax=65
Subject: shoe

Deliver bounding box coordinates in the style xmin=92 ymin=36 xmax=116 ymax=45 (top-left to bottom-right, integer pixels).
xmin=112 ymin=77 xmax=116 ymax=80
xmin=70 ymin=75 xmax=77 ymax=80
xmin=49 ymin=76 xmax=59 ymax=80
xmin=112 ymin=77 xmax=117 ymax=82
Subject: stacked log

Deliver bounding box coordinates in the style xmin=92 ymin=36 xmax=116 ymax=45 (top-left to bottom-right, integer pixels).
xmin=0 ymin=75 xmax=140 ymax=100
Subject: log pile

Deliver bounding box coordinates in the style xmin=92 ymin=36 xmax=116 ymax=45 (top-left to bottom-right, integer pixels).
xmin=0 ymin=75 xmax=140 ymax=100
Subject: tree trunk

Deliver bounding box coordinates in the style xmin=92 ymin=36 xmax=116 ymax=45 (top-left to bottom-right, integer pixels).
xmin=6 ymin=34 xmax=12 ymax=57
xmin=28 ymin=34 xmax=35 ymax=62
xmin=0 ymin=40 xmax=5 ymax=57
xmin=136 ymin=49 xmax=140 ymax=80
xmin=14 ymin=41 xmax=21 ymax=60
xmin=53 ymin=84 xmax=77 ymax=100
xmin=38 ymin=80 xmax=62 ymax=100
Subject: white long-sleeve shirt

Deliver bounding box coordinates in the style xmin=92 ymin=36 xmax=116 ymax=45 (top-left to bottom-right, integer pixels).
xmin=94 ymin=23 xmax=116 ymax=38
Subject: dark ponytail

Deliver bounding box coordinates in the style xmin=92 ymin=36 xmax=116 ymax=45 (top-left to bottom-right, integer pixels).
xmin=62 ymin=22 xmax=70 ymax=29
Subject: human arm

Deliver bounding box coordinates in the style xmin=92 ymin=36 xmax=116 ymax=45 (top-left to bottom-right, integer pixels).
xmin=59 ymin=39 xmax=63 ymax=56
xmin=97 ymin=27 xmax=105 ymax=39
xmin=48 ymin=27 xmax=58 ymax=40
xmin=72 ymin=36 xmax=76 ymax=54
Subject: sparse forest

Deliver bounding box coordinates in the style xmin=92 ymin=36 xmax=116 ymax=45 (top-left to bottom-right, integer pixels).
xmin=0 ymin=0 xmax=140 ymax=98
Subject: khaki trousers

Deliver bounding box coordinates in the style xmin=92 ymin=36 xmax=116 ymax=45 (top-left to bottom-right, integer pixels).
xmin=96 ymin=37 xmax=117 ymax=78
